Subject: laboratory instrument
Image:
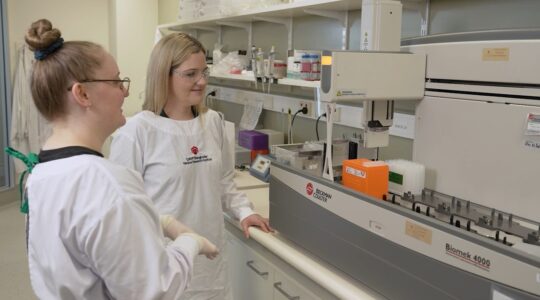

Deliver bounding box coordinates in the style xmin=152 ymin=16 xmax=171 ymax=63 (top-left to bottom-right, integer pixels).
xmin=249 ymin=154 xmax=271 ymax=182
xmin=269 ymin=1 xmax=540 ymax=299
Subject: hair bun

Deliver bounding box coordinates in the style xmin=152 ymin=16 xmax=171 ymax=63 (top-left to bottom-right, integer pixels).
xmin=25 ymin=19 xmax=62 ymax=52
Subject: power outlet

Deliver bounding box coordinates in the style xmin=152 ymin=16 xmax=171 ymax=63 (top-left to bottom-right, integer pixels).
xmin=299 ymin=101 xmax=313 ymax=117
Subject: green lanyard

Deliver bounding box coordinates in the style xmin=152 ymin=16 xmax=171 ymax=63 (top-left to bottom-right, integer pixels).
xmin=4 ymin=147 xmax=39 ymax=214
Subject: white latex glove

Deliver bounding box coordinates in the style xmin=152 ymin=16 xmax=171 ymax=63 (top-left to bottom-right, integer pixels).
xmin=159 ymin=215 xmax=194 ymax=239
xmin=182 ymin=232 xmax=220 ymax=259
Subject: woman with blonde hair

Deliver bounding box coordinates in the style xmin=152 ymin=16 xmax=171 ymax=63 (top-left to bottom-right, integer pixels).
xmin=14 ymin=19 xmax=218 ymax=299
xmin=110 ymin=33 xmax=272 ymax=299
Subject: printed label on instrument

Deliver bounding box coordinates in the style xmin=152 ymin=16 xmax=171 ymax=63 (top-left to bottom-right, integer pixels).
xmin=445 ymin=243 xmax=491 ymax=272
xmin=405 ymin=220 xmax=432 ymax=244
xmin=524 ymin=140 xmax=540 ymax=150
xmin=482 ymin=48 xmax=509 ymax=61
xmin=345 ymin=166 xmax=366 ymax=178
xmin=306 ymin=182 xmax=333 ymax=203
xmin=369 ymin=220 xmax=385 ymax=237
xmin=336 ymin=89 xmax=366 ymax=97
xmin=525 ymin=113 xmax=540 ymax=135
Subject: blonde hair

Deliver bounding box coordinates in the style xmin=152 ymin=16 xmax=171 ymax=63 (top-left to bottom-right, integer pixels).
xmin=143 ymin=33 xmax=208 ymax=116
xmin=25 ymin=19 xmax=105 ymax=121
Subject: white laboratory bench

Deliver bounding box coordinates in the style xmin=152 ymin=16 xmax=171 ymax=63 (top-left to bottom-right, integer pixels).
xmin=228 ymin=171 xmax=384 ymax=300
xmin=233 ymin=170 xmax=269 ymax=190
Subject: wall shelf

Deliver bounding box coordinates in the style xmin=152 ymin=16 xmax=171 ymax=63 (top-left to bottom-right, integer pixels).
xmin=159 ymin=0 xmax=426 ymax=33
xmin=210 ymin=72 xmax=321 ymax=89
xmin=207 ymin=84 xmax=416 ymax=140
xmin=277 ymin=78 xmax=320 ymax=88
xmin=158 ymin=0 xmax=363 ymax=32
xmin=211 ymin=72 xmax=255 ymax=82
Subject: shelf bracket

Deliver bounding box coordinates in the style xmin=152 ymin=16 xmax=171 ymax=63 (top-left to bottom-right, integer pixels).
xmin=216 ymin=21 xmax=251 ymax=31
xmin=187 ymin=25 xmax=220 ymax=33
xmin=165 ymin=25 xmax=198 ymax=37
xmin=342 ymin=12 xmax=349 ymax=50
xmin=252 ymin=16 xmax=294 ymax=50
xmin=180 ymin=28 xmax=198 ymax=39
xmin=403 ymin=0 xmax=430 ymax=36
xmin=157 ymin=27 xmax=168 ymax=37
xmin=168 ymin=25 xmax=184 ymax=32
xmin=303 ymin=8 xmax=349 ymax=49
xmin=187 ymin=25 xmax=223 ymax=44
xmin=303 ymin=9 xmax=348 ymax=28
xmin=216 ymin=21 xmax=253 ymax=51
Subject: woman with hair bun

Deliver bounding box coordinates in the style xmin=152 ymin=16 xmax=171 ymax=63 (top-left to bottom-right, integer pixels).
xmin=14 ymin=19 xmax=219 ymax=299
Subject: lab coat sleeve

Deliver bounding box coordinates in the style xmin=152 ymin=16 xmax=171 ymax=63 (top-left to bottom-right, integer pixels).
xmin=83 ymin=192 xmax=199 ymax=300
xmin=219 ymin=120 xmax=255 ymax=222
xmin=109 ymin=132 xmax=144 ymax=174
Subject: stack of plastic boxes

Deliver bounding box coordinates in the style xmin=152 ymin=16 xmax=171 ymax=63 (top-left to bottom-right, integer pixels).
xmin=271 ymin=143 xmax=324 ymax=177
xmin=287 ymin=50 xmax=321 ymax=81
xmin=342 ymin=159 xmax=389 ymax=200
xmin=238 ymin=130 xmax=269 ymax=162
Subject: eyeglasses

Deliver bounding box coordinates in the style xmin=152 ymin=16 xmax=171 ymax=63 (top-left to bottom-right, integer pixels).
xmin=172 ymin=68 xmax=210 ymax=83
xmin=67 ymin=77 xmax=131 ymax=92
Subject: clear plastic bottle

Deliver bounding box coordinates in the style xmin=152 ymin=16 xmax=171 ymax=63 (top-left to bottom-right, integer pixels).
xmin=255 ymin=48 xmax=265 ymax=77
xmin=268 ymin=45 xmax=276 ymax=78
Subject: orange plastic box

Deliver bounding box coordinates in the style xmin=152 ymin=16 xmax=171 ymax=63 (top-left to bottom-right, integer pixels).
xmin=250 ymin=149 xmax=269 ymax=162
xmin=342 ymin=158 xmax=389 ymax=200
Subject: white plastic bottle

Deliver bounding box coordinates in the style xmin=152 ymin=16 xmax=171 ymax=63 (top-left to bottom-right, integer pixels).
xmin=256 ymin=48 xmax=265 ymax=77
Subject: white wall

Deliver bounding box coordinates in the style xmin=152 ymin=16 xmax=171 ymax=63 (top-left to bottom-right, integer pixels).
xmin=159 ymin=0 xmax=178 ymax=24
xmin=111 ymin=0 xmax=158 ymax=117
xmin=6 ymin=0 xmax=158 ymax=119
xmin=6 ymin=0 xmax=158 ymax=160
xmin=6 ymin=0 xmax=110 ymax=79
xmin=5 ymin=0 xmax=111 ymax=161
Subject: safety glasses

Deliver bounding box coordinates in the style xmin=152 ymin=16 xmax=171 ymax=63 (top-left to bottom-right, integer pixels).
xmin=67 ymin=77 xmax=131 ymax=92
xmin=172 ymin=68 xmax=210 ymax=83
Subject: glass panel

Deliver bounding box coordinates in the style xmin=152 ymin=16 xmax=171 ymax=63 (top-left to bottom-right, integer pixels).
xmin=0 ymin=0 xmax=12 ymax=189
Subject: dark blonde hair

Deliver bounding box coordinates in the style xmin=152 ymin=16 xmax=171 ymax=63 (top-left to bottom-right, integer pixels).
xmin=25 ymin=19 xmax=105 ymax=121
xmin=143 ymin=33 xmax=208 ymax=115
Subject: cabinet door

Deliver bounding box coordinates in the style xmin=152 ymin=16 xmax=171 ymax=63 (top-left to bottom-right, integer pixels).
xmin=272 ymin=280 xmax=302 ymax=300
xmin=227 ymin=232 xmax=274 ymax=300
xmin=226 ymin=232 xmax=247 ymax=299
xmin=273 ymin=268 xmax=333 ymax=300
xmin=226 ymin=225 xmax=338 ymax=300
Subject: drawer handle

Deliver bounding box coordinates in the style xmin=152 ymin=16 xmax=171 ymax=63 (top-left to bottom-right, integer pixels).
xmin=246 ymin=260 xmax=269 ymax=277
xmin=273 ymin=282 xmax=300 ymax=300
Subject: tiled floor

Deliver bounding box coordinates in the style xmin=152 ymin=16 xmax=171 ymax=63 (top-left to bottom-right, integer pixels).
xmin=0 ymin=201 xmax=36 ymax=299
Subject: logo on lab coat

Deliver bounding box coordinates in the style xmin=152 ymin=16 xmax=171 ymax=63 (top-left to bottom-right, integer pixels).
xmin=183 ymin=146 xmax=213 ymax=165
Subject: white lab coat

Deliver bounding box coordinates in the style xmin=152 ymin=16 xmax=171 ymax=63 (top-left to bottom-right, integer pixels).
xmin=110 ymin=109 xmax=254 ymax=300
xmin=10 ymin=45 xmax=51 ymax=173
xmin=26 ymin=154 xmax=199 ymax=299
